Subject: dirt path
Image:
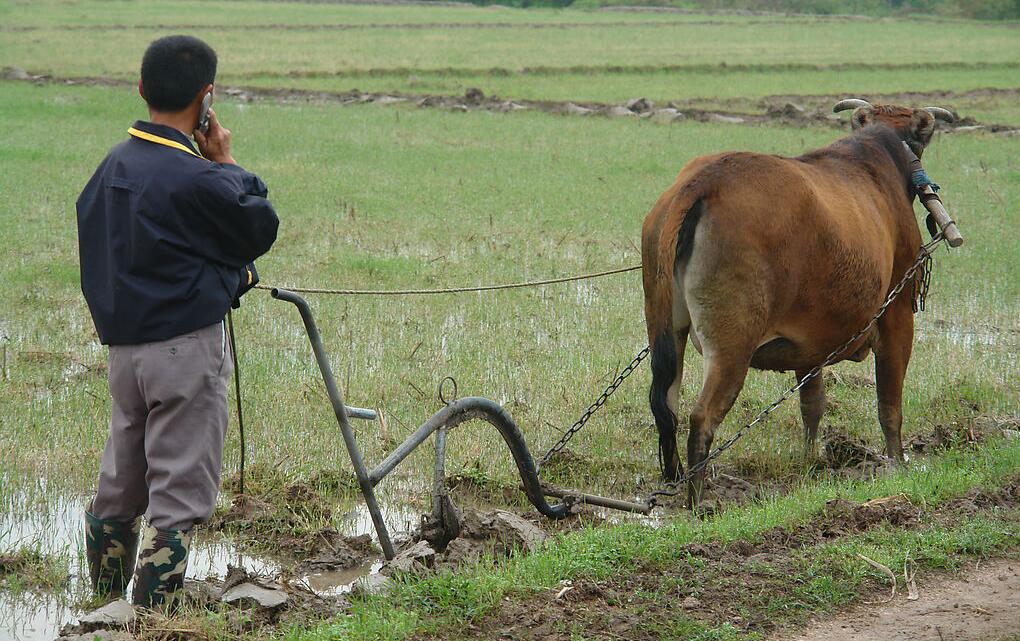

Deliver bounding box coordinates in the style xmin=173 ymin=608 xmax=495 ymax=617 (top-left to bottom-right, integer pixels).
xmin=784 ymin=559 xmax=1020 ymax=641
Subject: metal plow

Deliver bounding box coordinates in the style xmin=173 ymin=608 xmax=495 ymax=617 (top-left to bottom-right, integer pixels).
xmin=272 ymin=288 xmax=648 ymax=560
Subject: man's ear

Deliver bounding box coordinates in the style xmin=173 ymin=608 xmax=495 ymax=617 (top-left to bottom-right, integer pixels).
xmin=851 ymin=106 xmax=874 ymax=130
xmin=910 ymin=109 xmax=936 ymax=147
xmin=138 ymin=79 xmax=145 ymax=101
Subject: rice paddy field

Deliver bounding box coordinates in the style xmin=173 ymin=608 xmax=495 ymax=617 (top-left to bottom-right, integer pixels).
xmin=0 ymin=1 xmax=1018 ymax=640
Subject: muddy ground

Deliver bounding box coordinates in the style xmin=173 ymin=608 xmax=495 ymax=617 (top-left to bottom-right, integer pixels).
xmin=40 ymin=416 xmax=1019 ymax=640
xmin=447 ymin=479 xmax=1020 ymax=641
xmin=51 ymin=478 xmax=1020 ymax=641
xmin=5 ymin=68 xmax=1020 ymax=134
xmin=211 ymin=414 xmax=1017 ymax=568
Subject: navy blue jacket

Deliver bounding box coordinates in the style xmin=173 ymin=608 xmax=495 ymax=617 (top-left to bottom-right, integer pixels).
xmin=77 ymin=121 xmax=279 ymax=345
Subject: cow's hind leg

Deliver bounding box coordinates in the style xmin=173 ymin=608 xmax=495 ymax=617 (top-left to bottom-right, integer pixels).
xmin=687 ymin=354 xmax=750 ymax=507
xmin=796 ymin=367 xmax=826 ymax=457
xmin=874 ymin=302 xmax=914 ymax=463
xmin=650 ymin=327 xmax=688 ymax=481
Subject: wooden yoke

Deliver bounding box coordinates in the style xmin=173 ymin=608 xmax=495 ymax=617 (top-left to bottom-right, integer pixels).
xmin=903 ymin=142 xmax=964 ymax=247
xmin=917 ymin=184 xmax=963 ymax=247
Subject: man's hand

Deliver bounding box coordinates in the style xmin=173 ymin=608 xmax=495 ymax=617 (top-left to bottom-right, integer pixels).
xmin=194 ymin=108 xmax=236 ymax=165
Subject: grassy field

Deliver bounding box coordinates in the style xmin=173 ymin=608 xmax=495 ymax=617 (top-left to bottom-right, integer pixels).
xmin=1 ymin=1 xmax=1018 ymax=640
xmin=3 ymin=78 xmax=1017 ymax=497
xmin=5 ymin=2 xmax=1020 ymax=124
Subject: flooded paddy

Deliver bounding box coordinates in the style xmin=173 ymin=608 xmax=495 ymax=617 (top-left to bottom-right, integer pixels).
xmin=0 ymin=487 xmax=418 ymax=641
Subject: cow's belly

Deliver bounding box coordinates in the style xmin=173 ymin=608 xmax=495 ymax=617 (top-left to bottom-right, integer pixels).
xmin=750 ymin=337 xmax=812 ymax=372
xmin=748 ymin=333 xmax=874 ymax=373
xmin=688 ymin=331 xmax=874 ymax=373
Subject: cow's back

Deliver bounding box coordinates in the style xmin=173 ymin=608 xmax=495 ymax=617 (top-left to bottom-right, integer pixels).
xmin=664 ymin=148 xmax=917 ymax=369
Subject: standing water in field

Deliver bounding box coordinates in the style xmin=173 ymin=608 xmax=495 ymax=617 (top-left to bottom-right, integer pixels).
xmin=0 ymin=485 xmax=417 ymax=641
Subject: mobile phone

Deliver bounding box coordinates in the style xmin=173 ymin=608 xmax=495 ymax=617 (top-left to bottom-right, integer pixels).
xmin=197 ymin=92 xmax=212 ymax=134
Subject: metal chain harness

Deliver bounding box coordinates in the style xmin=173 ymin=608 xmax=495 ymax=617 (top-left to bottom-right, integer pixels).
xmin=538 ymin=345 xmax=650 ymax=470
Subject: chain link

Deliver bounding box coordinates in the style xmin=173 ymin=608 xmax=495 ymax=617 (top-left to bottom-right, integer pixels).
xmin=538 ymin=345 xmax=650 ymax=469
xmin=644 ymin=234 xmax=944 ymax=507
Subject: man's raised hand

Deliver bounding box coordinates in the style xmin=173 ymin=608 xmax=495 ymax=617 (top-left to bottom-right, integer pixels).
xmin=194 ymin=108 xmax=236 ymax=165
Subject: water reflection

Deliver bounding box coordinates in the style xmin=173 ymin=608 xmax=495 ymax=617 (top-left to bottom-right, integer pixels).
xmin=0 ymin=489 xmax=419 ymax=641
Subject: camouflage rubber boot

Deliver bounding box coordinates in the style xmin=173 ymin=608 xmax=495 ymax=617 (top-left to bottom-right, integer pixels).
xmin=84 ymin=508 xmax=142 ymax=599
xmin=131 ymin=524 xmax=192 ymax=610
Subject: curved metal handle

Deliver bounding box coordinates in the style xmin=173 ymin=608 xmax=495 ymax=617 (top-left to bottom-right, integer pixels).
xmin=370 ymin=397 xmax=571 ymax=519
xmin=271 ymin=287 xmax=570 ymax=566
xmin=443 ymin=398 xmax=572 ymax=519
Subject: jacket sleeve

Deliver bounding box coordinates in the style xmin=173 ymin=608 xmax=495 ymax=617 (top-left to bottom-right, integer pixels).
xmin=232 ymin=262 xmax=259 ymax=308
xmin=183 ymin=163 xmax=280 ymax=268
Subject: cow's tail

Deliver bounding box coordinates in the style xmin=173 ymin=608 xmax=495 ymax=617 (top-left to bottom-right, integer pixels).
xmin=643 ymin=195 xmax=706 ymax=480
xmin=649 ymin=330 xmax=678 ymax=476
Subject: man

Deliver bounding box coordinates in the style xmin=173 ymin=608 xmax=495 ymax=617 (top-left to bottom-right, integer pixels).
xmin=76 ymin=35 xmax=278 ymax=609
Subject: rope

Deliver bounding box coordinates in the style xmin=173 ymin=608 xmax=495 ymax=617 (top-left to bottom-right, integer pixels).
xmin=227 ymin=310 xmax=246 ymax=496
xmin=253 ymin=264 xmax=641 ymax=296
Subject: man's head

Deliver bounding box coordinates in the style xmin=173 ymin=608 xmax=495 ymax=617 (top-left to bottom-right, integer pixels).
xmin=139 ymin=35 xmax=217 ymax=115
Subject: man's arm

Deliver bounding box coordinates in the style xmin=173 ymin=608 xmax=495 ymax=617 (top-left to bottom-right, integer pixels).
xmin=189 ymin=163 xmax=279 ymax=267
xmin=185 ymin=109 xmax=280 ymax=268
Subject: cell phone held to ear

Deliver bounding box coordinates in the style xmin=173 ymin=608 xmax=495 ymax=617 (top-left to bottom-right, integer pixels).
xmin=197 ymin=92 xmax=212 ymax=134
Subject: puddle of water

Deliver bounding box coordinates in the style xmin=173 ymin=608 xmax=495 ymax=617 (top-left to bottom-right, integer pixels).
xmin=338 ymin=492 xmax=421 ymax=540
xmin=0 ymin=484 xmax=422 ymax=641
xmin=0 ymin=492 xmax=280 ymax=641
xmin=304 ymin=559 xmax=384 ymax=596
xmin=0 ymin=592 xmax=66 ymax=641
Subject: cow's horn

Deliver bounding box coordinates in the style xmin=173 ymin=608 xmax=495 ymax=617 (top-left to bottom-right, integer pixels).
xmin=833 ymin=98 xmax=873 ymax=113
xmin=923 ymin=106 xmax=956 ymax=123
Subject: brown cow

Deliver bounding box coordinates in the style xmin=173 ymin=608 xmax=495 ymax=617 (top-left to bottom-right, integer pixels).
xmin=641 ymin=100 xmax=954 ymax=505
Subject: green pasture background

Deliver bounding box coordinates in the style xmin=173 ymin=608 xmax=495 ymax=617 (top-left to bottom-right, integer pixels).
xmin=1 ymin=0 xmax=1018 ymax=510
xmin=4 ymin=1 xmax=1020 ymax=124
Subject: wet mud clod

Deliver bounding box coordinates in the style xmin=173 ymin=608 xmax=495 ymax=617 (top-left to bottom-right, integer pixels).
xmin=384 ymin=507 xmax=550 ymax=576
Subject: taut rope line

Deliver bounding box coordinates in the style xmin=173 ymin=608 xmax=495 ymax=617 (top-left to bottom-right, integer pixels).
xmin=254 ymin=264 xmax=641 ymax=296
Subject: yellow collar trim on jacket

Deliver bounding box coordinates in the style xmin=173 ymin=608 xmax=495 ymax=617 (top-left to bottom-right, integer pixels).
xmin=127 ymin=127 xmax=205 ymax=159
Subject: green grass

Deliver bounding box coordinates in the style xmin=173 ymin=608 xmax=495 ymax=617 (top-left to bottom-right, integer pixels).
xmin=2 ymin=79 xmax=1018 ymax=506
xmin=281 ymin=439 xmax=1020 ymax=640
xmin=0 ymin=0 xmax=752 ymax=28
xmin=4 ymin=3 xmax=1020 ymax=78
xmin=0 ymin=545 xmax=69 ymax=593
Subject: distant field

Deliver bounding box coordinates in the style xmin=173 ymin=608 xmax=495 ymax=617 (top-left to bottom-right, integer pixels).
xmin=0 ymin=0 xmax=742 ymax=27
xmin=7 ymin=20 xmax=1019 ymax=75
xmin=5 ymin=1 xmax=1020 ymax=126
xmin=237 ymin=66 xmax=1020 ymax=121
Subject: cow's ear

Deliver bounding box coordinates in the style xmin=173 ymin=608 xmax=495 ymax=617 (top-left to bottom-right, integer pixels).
xmin=911 ymin=109 xmax=936 ymax=146
xmin=851 ymin=106 xmax=873 ymax=130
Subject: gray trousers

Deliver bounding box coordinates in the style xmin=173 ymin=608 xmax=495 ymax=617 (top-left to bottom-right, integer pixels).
xmin=92 ymin=321 xmax=232 ymax=531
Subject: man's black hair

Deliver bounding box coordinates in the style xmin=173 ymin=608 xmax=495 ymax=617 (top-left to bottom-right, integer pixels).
xmin=140 ymin=35 xmax=217 ymax=112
